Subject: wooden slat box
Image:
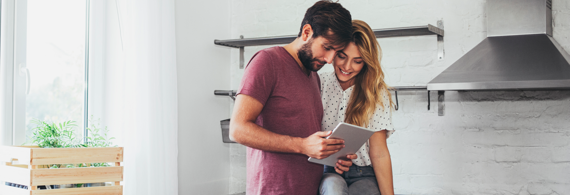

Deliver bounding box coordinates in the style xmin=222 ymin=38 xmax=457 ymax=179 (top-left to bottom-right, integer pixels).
xmin=0 ymin=146 xmax=124 ymax=195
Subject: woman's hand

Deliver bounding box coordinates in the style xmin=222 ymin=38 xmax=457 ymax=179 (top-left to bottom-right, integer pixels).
xmin=334 ymin=154 xmax=357 ymax=174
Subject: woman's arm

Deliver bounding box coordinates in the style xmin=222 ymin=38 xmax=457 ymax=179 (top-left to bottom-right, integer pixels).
xmin=369 ymin=130 xmax=394 ymax=195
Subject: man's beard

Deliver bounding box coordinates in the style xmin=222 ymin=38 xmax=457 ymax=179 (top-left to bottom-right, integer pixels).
xmin=298 ymin=39 xmax=326 ymax=72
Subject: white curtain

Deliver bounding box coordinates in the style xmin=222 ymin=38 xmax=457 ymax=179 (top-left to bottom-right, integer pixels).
xmin=92 ymin=0 xmax=179 ymax=194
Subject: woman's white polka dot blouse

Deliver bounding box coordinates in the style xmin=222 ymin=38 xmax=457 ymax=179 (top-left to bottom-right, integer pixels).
xmin=319 ymin=71 xmax=395 ymax=167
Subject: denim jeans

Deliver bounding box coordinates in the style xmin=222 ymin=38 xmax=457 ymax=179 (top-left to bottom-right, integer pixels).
xmin=319 ymin=165 xmax=380 ymax=195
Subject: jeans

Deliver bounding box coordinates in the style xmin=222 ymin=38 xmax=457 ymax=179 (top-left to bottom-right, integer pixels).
xmin=319 ymin=165 xmax=380 ymax=195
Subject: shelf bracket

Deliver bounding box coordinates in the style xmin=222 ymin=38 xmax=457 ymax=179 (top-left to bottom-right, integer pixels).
xmin=427 ymin=90 xmax=431 ymax=110
xmin=394 ymin=91 xmax=399 ymax=111
xmin=239 ymin=47 xmax=244 ymax=69
xmin=239 ymin=35 xmax=245 ymax=69
xmin=438 ymin=91 xmax=445 ymax=116
xmin=437 ymin=20 xmax=445 ymax=60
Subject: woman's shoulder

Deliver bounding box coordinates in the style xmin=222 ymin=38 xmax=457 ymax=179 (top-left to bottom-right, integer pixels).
xmin=368 ymin=89 xmax=395 ymax=133
xmin=380 ymin=88 xmax=393 ymax=106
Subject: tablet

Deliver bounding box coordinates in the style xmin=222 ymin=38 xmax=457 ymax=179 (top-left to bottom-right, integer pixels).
xmin=308 ymin=122 xmax=375 ymax=166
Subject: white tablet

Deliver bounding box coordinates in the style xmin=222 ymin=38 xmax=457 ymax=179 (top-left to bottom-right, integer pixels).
xmin=308 ymin=122 xmax=375 ymax=166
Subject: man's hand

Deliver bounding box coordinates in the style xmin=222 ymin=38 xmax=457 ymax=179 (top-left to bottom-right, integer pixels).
xmin=301 ymin=131 xmax=345 ymax=159
xmin=334 ymin=154 xmax=357 ymax=174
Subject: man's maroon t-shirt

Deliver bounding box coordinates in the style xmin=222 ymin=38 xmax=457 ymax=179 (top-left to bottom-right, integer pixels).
xmin=237 ymin=46 xmax=324 ymax=195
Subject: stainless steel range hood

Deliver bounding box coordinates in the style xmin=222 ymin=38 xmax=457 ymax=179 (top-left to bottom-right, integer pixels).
xmin=427 ymin=0 xmax=570 ymax=91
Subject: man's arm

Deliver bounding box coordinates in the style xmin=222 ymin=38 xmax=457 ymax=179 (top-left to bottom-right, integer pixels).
xmin=230 ymin=94 xmax=345 ymax=159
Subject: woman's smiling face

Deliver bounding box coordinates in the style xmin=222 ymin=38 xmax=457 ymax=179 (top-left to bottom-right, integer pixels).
xmin=333 ymin=42 xmax=364 ymax=88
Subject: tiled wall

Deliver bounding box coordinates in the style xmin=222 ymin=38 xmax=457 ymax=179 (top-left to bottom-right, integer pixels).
xmin=227 ymin=0 xmax=570 ymax=194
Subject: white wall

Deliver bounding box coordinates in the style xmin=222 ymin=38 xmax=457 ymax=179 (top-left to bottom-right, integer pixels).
xmin=228 ymin=0 xmax=570 ymax=194
xmin=175 ymin=0 xmax=232 ymax=194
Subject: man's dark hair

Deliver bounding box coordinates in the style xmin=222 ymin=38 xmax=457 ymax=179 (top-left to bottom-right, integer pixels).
xmin=298 ymin=0 xmax=352 ymax=46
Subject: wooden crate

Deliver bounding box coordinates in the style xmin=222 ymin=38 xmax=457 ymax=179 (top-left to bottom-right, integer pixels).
xmin=0 ymin=146 xmax=124 ymax=195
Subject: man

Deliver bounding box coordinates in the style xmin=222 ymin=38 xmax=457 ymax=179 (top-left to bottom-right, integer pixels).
xmin=230 ymin=1 xmax=356 ymax=195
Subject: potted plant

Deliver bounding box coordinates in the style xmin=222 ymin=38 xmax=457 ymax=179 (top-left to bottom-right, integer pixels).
xmin=82 ymin=117 xmax=117 ymax=188
xmin=1 ymin=122 xmax=124 ymax=195
xmin=26 ymin=117 xmax=117 ymax=189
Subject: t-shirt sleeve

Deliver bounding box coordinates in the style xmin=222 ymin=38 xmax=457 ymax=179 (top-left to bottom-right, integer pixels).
xmin=236 ymin=50 xmax=276 ymax=106
xmin=369 ymin=90 xmax=395 ymax=138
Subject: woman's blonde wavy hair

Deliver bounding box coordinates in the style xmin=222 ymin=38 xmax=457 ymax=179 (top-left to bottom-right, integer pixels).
xmin=344 ymin=20 xmax=394 ymax=128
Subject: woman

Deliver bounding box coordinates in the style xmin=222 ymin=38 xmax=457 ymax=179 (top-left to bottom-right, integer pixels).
xmin=319 ymin=20 xmax=395 ymax=195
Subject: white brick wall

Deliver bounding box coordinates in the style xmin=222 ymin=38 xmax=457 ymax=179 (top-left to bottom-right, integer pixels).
xmin=227 ymin=0 xmax=570 ymax=194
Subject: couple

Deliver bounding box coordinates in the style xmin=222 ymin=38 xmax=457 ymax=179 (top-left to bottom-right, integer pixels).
xmin=230 ymin=1 xmax=395 ymax=195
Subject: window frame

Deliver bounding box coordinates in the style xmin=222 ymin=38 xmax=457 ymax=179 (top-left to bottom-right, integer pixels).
xmin=3 ymin=0 xmax=91 ymax=146
xmin=0 ymin=0 xmax=15 ymax=146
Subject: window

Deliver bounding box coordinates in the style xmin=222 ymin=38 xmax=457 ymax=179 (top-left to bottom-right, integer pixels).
xmin=7 ymin=0 xmax=89 ymax=145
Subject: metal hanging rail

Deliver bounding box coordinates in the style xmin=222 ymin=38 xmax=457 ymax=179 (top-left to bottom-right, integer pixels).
xmin=215 ymin=86 xmax=433 ymax=144
xmin=215 ymin=86 xmax=433 ymax=111
xmin=389 ymin=86 xmax=429 ymax=111
xmin=214 ymin=90 xmax=237 ymax=100
xmin=391 ymin=86 xmax=428 ymax=91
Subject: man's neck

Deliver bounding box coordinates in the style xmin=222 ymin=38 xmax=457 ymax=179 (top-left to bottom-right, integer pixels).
xmin=284 ymin=42 xmax=310 ymax=75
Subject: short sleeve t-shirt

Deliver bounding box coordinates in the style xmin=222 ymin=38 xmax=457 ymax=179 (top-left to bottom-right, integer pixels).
xmin=237 ymin=46 xmax=324 ymax=195
xmin=319 ymin=71 xmax=395 ymax=166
